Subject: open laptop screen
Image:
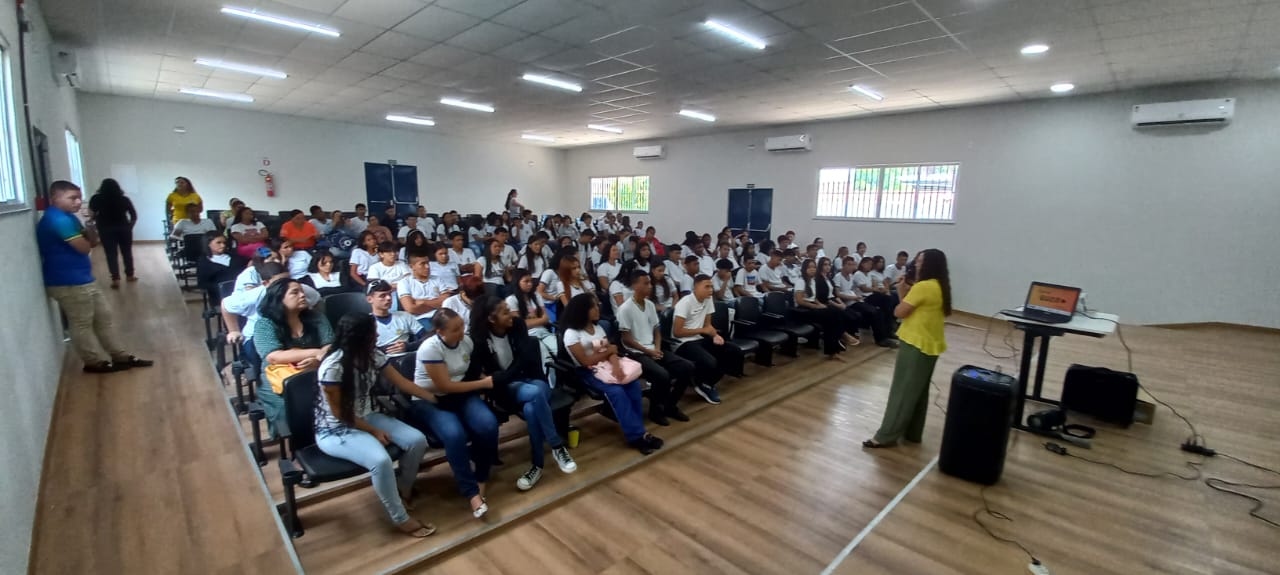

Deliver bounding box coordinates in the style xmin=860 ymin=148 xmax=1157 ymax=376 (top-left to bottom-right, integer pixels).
xmin=1025 ymin=282 xmax=1080 ymax=316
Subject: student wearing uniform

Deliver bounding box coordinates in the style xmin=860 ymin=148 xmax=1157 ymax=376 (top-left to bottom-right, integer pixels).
xmin=313 ymin=313 xmax=436 ymax=538
xmin=366 ymin=215 xmax=394 ymax=246
xmin=280 ymin=210 xmax=321 ymax=250
xmin=433 ymin=244 xmax=464 ymax=292
xmin=505 ymin=269 xmax=557 ymax=374
xmin=792 ymin=259 xmax=853 ymax=360
xmin=446 ymin=232 xmax=477 ymax=276
xmin=405 ymin=309 xmax=499 ymax=519
xmin=230 ymin=207 xmax=269 ymax=259
xmin=436 ymin=212 xmax=462 ymax=242
xmin=37 ymin=181 xmax=153 ymax=373
xmin=866 ymin=250 xmax=950 ymax=448
xmin=595 ymin=242 xmax=622 ymax=293
xmin=617 ymin=271 xmax=694 ymax=426
xmin=399 ymin=253 xmax=454 ymax=331
xmin=782 ymin=249 xmax=804 ymax=288
xmin=279 ymin=238 xmax=313 ymax=280
xmin=854 ymin=257 xmax=896 ymax=321
xmin=649 ymin=260 xmax=678 ymax=312
xmin=170 ymin=204 xmax=218 ymax=240
xmin=884 ymin=251 xmax=910 ymax=292
xmin=607 ymin=263 xmax=635 ymax=308
xmin=515 ymin=233 xmax=549 ymax=279
xmin=397 ymin=214 xmax=421 ymax=246
xmin=714 ymin=243 xmax=738 ymax=269
xmin=367 ymin=242 xmax=412 ymax=288
xmin=347 ymin=203 xmax=370 ymax=235
xmin=712 ymin=258 xmax=736 ymax=303
xmin=478 ymin=239 xmax=510 ymax=291
xmin=399 ymin=230 xmax=431 ymax=263
xmin=672 ymin=275 xmax=728 ymax=405
xmin=441 ymin=275 xmax=484 ymax=333
xmin=538 ymin=247 xmax=592 ymax=313
xmin=733 ymin=257 xmax=764 ymax=300
xmin=303 ymin=252 xmax=346 ymax=297
xmin=349 ymin=231 xmax=380 ymax=288
xmin=757 ymin=250 xmax=790 ymax=292
xmin=853 ymin=242 xmax=868 ymax=265
xmin=492 ymin=227 xmax=519 ymax=268
xmin=561 ymin=293 xmax=664 ymax=455
xmin=365 ymin=280 xmax=426 ymax=357
xmin=307 ymin=205 xmax=331 ymax=236
xmin=468 ymin=296 xmax=578 ymax=491
xmin=196 ymin=232 xmax=245 ymax=304
xmin=414 ymin=206 xmax=436 ymax=239
xmin=691 ymin=242 xmax=716 ymax=277
xmin=871 ymin=255 xmax=898 ymax=306
xmin=834 ymin=256 xmax=896 ymax=347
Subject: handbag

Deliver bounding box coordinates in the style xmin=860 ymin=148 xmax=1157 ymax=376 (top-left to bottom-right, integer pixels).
xmin=589 ymin=337 xmax=643 ymax=385
xmin=265 ymin=363 xmax=310 ymax=394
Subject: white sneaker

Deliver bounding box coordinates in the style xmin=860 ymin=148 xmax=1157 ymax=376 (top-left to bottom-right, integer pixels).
xmin=552 ymin=446 xmax=578 ymax=474
xmin=516 ymin=466 xmax=543 ymax=491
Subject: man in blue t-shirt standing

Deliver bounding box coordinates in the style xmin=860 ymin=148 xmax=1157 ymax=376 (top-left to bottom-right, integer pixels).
xmin=37 ymin=180 xmax=152 ymax=373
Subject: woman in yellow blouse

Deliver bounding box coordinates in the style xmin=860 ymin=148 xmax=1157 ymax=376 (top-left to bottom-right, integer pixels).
xmin=864 ymin=249 xmax=951 ymax=448
xmin=166 ymin=176 xmax=203 ymax=224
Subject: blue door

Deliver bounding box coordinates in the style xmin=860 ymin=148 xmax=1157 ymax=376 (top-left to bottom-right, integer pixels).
xmin=727 ymin=188 xmax=772 ymax=244
xmin=364 ymin=162 xmax=419 ymax=222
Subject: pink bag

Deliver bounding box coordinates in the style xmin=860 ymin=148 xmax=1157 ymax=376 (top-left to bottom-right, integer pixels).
xmin=589 ymin=336 xmax=643 ymax=384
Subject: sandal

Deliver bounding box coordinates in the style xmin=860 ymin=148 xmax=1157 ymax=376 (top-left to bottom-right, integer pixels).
xmin=862 ymin=439 xmax=892 ymax=449
xmin=470 ymin=495 xmax=488 ymax=519
xmin=396 ymin=519 xmax=436 ymax=538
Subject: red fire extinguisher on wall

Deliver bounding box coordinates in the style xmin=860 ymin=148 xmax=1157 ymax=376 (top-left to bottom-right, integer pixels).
xmin=259 ymin=169 xmax=275 ymax=197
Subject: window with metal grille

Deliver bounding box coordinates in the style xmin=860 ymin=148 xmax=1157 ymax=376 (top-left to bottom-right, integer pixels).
xmin=589 ymin=175 xmax=649 ymax=213
xmin=816 ymin=163 xmax=959 ymax=222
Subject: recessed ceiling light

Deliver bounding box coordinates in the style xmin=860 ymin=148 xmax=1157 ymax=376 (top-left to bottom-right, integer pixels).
xmin=1020 ymin=44 xmax=1050 ymax=55
xmin=220 ymin=6 xmax=340 ymax=37
xmin=179 ymin=87 xmax=254 ymax=103
xmin=439 ymin=97 xmax=495 ymax=113
xmin=849 ymin=84 xmax=884 ymax=101
xmin=194 ymin=58 xmax=287 ymax=79
xmin=1050 ymin=83 xmax=1075 ymax=93
xmin=521 ymin=73 xmax=582 ymax=92
xmin=522 ymin=134 xmax=555 ymax=142
xmin=678 ymin=109 xmax=716 ymax=122
xmin=386 ymin=114 xmax=435 ymax=127
xmin=587 ymin=124 xmax=623 ymax=134
xmin=704 ymin=20 xmax=766 ymax=50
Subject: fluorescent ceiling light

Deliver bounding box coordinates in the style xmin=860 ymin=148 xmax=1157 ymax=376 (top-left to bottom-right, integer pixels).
xmin=849 ymin=84 xmax=884 ymax=101
xmin=440 ymin=97 xmax=495 ymax=113
xmin=522 ymin=134 xmax=555 ymax=142
xmin=179 ymin=87 xmax=254 ymax=103
xmin=522 ymin=73 xmax=582 ymax=92
xmin=587 ymin=124 xmax=623 ymax=134
xmin=704 ymin=20 xmax=766 ymax=50
xmin=1050 ymin=83 xmax=1075 ymax=93
xmin=220 ymin=6 xmax=340 ymax=37
xmin=678 ymin=109 xmax=716 ymax=122
xmin=194 ymin=58 xmax=287 ymax=79
xmin=386 ymin=114 xmax=435 ymax=127
xmin=1020 ymin=44 xmax=1050 ymax=55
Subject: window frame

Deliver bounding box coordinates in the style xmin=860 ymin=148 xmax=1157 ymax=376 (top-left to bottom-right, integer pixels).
xmin=0 ymin=34 xmax=29 ymax=216
xmin=588 ymin=174 xmax=650 ymax=214
xmin=813 ymin=162 xmax=961 ymax=224
xmin=65 ymin=127 xmax=84 ymax=189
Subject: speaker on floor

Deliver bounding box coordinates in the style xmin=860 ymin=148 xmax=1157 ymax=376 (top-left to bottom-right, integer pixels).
xmin=1061 ymin=364 xmax=1138 ymax=426
xmin=938 ymin=366 xmax=1016 ymax=485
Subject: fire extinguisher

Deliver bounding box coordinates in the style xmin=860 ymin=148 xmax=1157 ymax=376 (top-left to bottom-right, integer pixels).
xmin=259 ymin=169 xmax=275 ymax=197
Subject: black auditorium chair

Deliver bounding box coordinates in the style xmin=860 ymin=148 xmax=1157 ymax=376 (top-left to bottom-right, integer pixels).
xmin=322 ymin=292 xmax=371 ymax=328
xmin=219 ymin=280 xmax=266 ymax=465
xmin=205 ymin=209 xmax=222 ymax=225
xmin=729 ymin=296 xmax=787 ymax=366
xmin=762 ymin=291 xmax=816 ymax=355
xmin=711 ymin=301 xmax=757 ymax=377
xmin=656 ymin=308 xmax=680 ymax=354
xmin=177 ymin=233 xmax=204 ymax=290
xmin=277 ymin=370 xmax=404 ymax=538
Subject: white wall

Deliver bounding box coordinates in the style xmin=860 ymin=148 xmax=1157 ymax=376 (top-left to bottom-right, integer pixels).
xmin=565 ymin=81 xmax=1280 ymax=329
xmin=77 ymin=93 xmax=567 ymax=240
xmin=0 ymin=0 xmax=81 ymax=573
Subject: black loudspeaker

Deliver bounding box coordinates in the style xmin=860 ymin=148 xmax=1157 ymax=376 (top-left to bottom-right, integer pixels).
xmin=939 ymin=366 xmax=1016 ymax=485
xmin=1061 ymin=364 xmax=1138 ymax=426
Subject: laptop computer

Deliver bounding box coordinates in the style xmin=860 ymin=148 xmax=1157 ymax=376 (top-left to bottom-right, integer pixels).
xmin=1004 ymin=282 xmax=1081 ymax=324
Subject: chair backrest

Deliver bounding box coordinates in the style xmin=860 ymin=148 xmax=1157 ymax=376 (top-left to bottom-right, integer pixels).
xmin=711 ymin=301 xmax=731 ymax=334
xmin=218 ymin=280 xmax=236 ymax=299
xmin=425 ymin=213 xmax=439 ymax=222
xmin=736 ymin=295 xmax=763 ymax=323
xmin=283 ymin=370 xmax=320 ymax=450
xmin=763 ymin=291 xmax=791 ymax=315
xmin=182 ymin=234 xmax=205 ymax=264
xmin=466 ymin=214 xmax=484 ymax=230
xmin=206 ymin=209 xmax=222 ymax=225
xmin=277 ymin=210 xmax=293 ymax=219
xmin=483 ymin=282 xmax=501 ymax=299
xmin=323 ymin=292 xmax=371 ymax=328
xmin=658 ymin=307 xmax=674 ymax=340
xmin=253 ymin=210 xmax=270 ymax=220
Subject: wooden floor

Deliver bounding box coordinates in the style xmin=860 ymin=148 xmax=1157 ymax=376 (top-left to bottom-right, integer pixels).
xmin=29 ymin=244 xmax=1280 ymax=575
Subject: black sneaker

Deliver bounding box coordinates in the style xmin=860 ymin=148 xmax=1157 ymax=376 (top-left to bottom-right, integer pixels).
xmin=83 ymin=362 xmax=128 ymax=373
xmin=629 ymin=438 xmax=655 ymax=455
xmin=643 ymin=434 xmax=665 ymax=450
xmin=115 ymin=356 xmax=155 ymax=368
xmin=666 ymin=406 xmax=691 ymax=422
xmin=649 ymin=409 xmax=671 ymax=426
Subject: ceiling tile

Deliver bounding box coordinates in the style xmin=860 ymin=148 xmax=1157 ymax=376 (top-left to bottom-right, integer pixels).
xmin=362 ymin=30 xmax=436 ymax=60
xmin=492 ymin=0 xmax=580 ymax=33
xmin=493 ymin=35 xmax=570 ymax=63
xmin=433 ymin=0 xmax=526 ymax=19
xmin=335 ymin=50 xmax=399 ymax=73
xmin=393 ymin=6 xmax=483 ymax=42
xmin=445 ymin=22 xmax=528 ymax=53
xmin=332 ymin=0 xmax=427 ymax=28
xmin=381 ymin=60 xmax=435 ymax=81
xmin=410 ymin=43 xmax=481 ymax=68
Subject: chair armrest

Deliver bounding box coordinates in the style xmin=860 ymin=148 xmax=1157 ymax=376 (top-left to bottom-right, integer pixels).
xmin=732 ymin=318 xmax=757 ymax=327
xmin=763 ymin=312 xmax=785 ymax=320
xmin=278 ymin=458 xmax=303 ymax=484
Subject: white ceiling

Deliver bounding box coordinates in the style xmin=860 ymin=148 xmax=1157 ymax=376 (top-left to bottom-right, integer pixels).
xmin=42 ymin=0 xmax=1280 ymax=147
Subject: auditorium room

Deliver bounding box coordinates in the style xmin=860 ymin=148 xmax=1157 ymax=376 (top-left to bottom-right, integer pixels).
xmin=3 ymin=0 xmax=1279 ymax=573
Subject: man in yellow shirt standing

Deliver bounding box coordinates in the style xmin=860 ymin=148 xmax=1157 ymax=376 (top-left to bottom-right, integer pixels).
xmin=165 ymin=176 xmax=203 ymax=224
xmin=865 ymin=249 xmax=952 ymax=448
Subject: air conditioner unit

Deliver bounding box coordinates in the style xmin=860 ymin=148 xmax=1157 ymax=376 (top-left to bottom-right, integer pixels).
xmin=633 ymin=145 xmax=664 ymax=159
xmin=765 ymin=134 xmax=811 ymax=152
xmin=51 ymin=45 xmax=79 ymax=85
xmin=1131 ymin=98 xmax=1233 ymax=128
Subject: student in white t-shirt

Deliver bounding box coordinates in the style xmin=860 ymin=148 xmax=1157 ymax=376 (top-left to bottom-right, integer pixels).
xmin=347 ymin=204 xmax=370 ymax=235
xmin=431 ymin=244 xmax=463 ymax=291
xmin=561 ymin=293 xmax=662 ymax=454
xmin=663 ymin=244 xmax=687 ymax=296
xmin=692 ymin=242 xmax=716 ymax=277
xmin=713 ymin=243 xmax=738 ymax=269
xmin=349 ymin=231 xmax=380 ymax=288
xmin=792 ymin=259 xmax=850 ymax=359
xmin=405 ymin=309 xmax=499 ymax=519
xmin=671 ymin=275 xmax=728 ymax=405
xmin=733 ymin=257 xmax=764 ymax=299
xmin=884 ymin=250 xmax=909 ymax=290
xmin=617 ymin=271 xmax=694 ymax=426
xmin=595 ymin=242 xmax=623 ymax=293
xmin=712 ymin=258 xmax=736 ymax=303
xmin=398 ymin=252 xmax=454 ymax=330
xmin=397 ymin=214 xmax=421 ymax=246
xmin=303 ymin=252 xmax=345 ymax=296
xmin=171 ymin=204 xmax=218 ymax=239
xmin=307 ymin=205 xmax=331 ymax=236
xmin=853 ymin=256 xmax=897 ymax=322
xmin=679 ymin=255 xmax=701 ymax=296
xmin=414 ymin=206 xmax=435 ymax=238
xmin=446 ymin=233 xmax=477 ymax=273
xmin=515 ymin=234 xmax=549 ymax=279
xmin=279 ymin=239 xmax=313 ymax=280
xmin=441 ymin=275 xmax=483 ymax=333
xmin=853 ymin=241 xmax=868 ymax=266
xmin=365 ymin=279 xmax=426 ymax=357
xmin=649 ymin=260 xmax=678 ymax=311
xmin=366 ymin=242 xmax=412 ymax=288
xmin=505 ymin=269 xmax=556 ymax=371
xmin=757 ymin=250 xmax=790 ymax=292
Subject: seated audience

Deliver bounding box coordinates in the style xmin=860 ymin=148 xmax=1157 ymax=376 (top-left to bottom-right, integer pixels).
xmin=793 ymin=259 xmax=853 ymax=360
xmin=349 ymin=231 xmax=379 ymax=287
xmin=733 ymin=257 xmax=763 ymax=299
xmin=171 ymin=204 xmax=218 ymax=239
xmin=834 ymin=256 xmax=895 ymax=346
xmin=367 ymin=242 xmax=412 ymax=288
xmin=442 ymin=275 xmax=484 ymax=332
xmin=399 ymin=230 xmax=430 ymax=263
xmin=303 ymin=252 xmax=346 ymax=296
xmin=506 ymin=269 xmax=556 ymax=371
xmin=712 ymin=258 xmax=736 ymax=303
xmin=478 ymin=239 xmax=510 ymax=290
xmin=366 ymin=214 xmax=394 ymax=245
xmin=446 ymin=232 xmax=477 ymax=275
xmin=197 ymin=231 xmax=245 ymax=306
xmin=279 ymin=238 xmax=312 ymax=280
xmin=229 ymin=206 xmax=269 ymax=258
xmin=399 ymin=252 xmax=453 ymax=330
xmin=254 ymin=278 xmax=334 ymax=438
xmin=307 ymin=205 xmax=331 ymax=235
xmin=617 ymin=271 xmax=693 ymax=426
xmin=219 ymin=198 xmax=244 ymax=229
xmin=347 ymin=203 xmax=370 ymax=235
xmin=365 ymin=280 xmax=426 ymax=357
xmin=672 ymin=275 xmax=729 ymax=405
xmin=280 ymin=209 xmax=321 ymax=250
xmin=432 ymin=243 xmax=463 ymax=291
xmin=515 ymin=233 xmax=548 ymax=278
xmin=649 ymin=260 xmax=678 ymax=311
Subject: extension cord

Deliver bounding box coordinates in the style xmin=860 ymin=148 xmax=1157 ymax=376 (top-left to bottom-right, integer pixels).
xmin=1181 ymin=442 xmax=1216 ymax=457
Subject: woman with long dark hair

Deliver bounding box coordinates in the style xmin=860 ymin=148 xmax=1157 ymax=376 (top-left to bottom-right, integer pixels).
xmin=504 ymin=188 xmax=524 ymax=219
xmin=515 ymin=232 xmax=548 ymax=278
xmin=230 ymin=206 xmax=269 ymax=259
xmin=792 ymin=259 xmax=852 ymax=360
xmin=254 ymin=278 xmax=335 ymax=437
xmin=165 ymin=176 xmax=202 ymax=224
xmin=88 ymin=178 xmax=139 ymax=288
xmin=648 ymin=260 xmax=677 ymax=312
xmin=303 ymin=252 xmax=346 ymax=297
xmin=315 ymin=314 xmax=435 ymax=538
xmin=349 ymin=230 xmax=379 ymax=287
xmin=468 ymin=296 xmax=577 ymax=491
xmin=196 ymin=231 xmax=245 ymax=305
xmin=865 ymin=249 xmax=951 ymax=448
xmin=506 ymin=269 xmax=556 ymax=367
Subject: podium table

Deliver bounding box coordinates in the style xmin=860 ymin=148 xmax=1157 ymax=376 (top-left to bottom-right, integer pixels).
xmin=996 ymin=308 xmax=1118 ymax=429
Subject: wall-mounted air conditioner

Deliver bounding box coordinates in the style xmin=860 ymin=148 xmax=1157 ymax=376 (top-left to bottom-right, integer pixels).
xmin=633 ymin=145 xmax=664 ymax=159
xmin=765 ymin=134 xmax=811 ymax=152
xmin=1131 ymin=98 xmax=1233 ymax=128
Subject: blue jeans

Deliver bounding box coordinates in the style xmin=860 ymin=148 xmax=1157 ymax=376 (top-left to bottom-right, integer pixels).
xmin=509 ymin=379 xmax=562 ymax=468
xmin=404 ymin=393 xmax=498 ymax=499
xmin=315 ymin=413 xmax=428 ymax=525
xmin=578 ymin=368 xmax=646 ymax=442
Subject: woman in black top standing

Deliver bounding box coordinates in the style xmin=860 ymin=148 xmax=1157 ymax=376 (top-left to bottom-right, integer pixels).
xmin=88 ymin=178 xmax=138 ymax=288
